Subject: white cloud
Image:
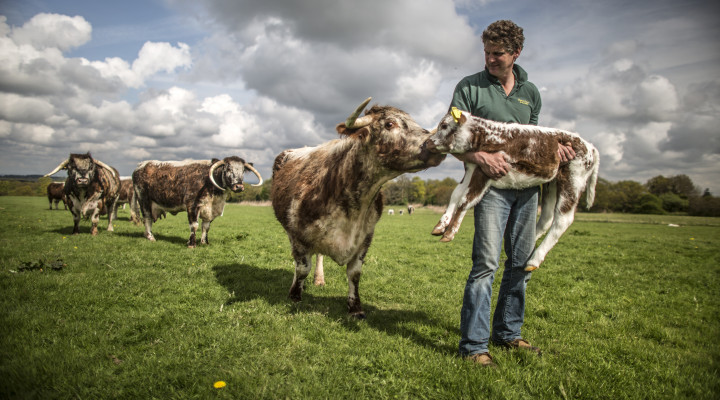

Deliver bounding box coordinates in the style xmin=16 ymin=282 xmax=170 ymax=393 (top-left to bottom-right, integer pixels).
xmin=10 ymin=13 xmax=91 ymax=51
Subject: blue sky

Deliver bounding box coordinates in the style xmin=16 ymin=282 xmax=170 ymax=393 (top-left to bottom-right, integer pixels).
xmin=1 ymin=0 xmax=718 ymax=194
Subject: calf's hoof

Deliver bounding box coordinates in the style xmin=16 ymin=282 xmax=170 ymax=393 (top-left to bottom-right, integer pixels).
xmin=289 ymin=287 xmax=303 ymax=303
xmin=431 ymin=226 xmax=445 ymax=236
xmin=440 ymin=236 xmax=453 ymax=243
xmin=524 ymin=266 xmax=538 ymax=272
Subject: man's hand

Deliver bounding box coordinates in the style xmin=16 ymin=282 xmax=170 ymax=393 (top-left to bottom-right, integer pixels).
xmin=558 ymin=142 xmax=576 ymax=164
xmin=453 ymin=151 xmax=509 ymax=180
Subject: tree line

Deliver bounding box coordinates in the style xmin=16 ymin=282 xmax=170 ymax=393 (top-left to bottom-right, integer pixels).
xmin=2 ymin=173 xmax=718 ymax=217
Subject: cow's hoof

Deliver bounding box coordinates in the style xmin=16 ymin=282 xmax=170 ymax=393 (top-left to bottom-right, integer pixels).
xmin=440 ymin=236 xmax=453 ymax=242
xmin=187 ymin=244 xmax=196 ymax=249
xmin=314 ymin=278 xmax=326 ymax=286
xmin=431 ymin=227 xmax=445 ymax=236
xmin=91 ymin=229 xmax=98 ymax=236
xmin=349 ymin=311 xmax=366 ymax=320
xmin=524 ymin=266 xmax=538 ymax=272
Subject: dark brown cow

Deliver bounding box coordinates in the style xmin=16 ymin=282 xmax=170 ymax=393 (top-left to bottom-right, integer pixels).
xmin=425 ymin=108 xmax=600 ymax=271
xmin=44 ymin=152 xmax=121 ymax=235
xmin=271 ymin=98 xmax=446 ymax=318
xmin=132 ymin=156 xmax=263 ymax=247
xmin=46 ymin=182 xmax=67 ymax=210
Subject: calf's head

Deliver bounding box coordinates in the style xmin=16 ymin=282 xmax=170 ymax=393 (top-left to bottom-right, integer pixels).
xmin=425 ymin=108 xmax=473 ymax=154
xmin=209 ymin=156 xmax=264 ymax=193
xmin=45 ymin=152 xmax=116 ymax=188
xmin=335 ymin=97 xmax=446 ymax=172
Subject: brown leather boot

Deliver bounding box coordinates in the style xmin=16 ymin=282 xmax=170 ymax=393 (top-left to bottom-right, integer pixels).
xmin=466 ymin=352 xmax=497 ymax=368
xmin=496 ymin=338 xmax=542 ymax=356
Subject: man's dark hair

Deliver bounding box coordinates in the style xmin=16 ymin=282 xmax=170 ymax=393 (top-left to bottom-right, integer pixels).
xmin=482 ymin=20 xmax=525 ymax=53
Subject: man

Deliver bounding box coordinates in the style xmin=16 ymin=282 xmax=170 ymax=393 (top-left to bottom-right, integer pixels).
xmin=450 ymin=20 xmax=574 ymax=368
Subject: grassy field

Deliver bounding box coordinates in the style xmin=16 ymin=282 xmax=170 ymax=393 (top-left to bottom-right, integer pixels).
xmin=1 ymin=196 xmax=718 ymax=399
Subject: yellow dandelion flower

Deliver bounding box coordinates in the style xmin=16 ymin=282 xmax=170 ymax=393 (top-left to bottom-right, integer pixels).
xmin=213 ymin=381 xmax=226 ymax=389
xmin=74 ymin=246 xmax=78 ymax=249
xmin=690 ymin=238 xmax=695 ymax=240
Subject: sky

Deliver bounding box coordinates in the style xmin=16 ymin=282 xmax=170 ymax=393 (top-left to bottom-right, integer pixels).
xmin=0 ymin=0 xmax=718 ymax=194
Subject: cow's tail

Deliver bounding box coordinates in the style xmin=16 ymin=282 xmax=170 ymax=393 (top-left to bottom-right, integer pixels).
xmin=585 ymin=147 xmax=600 ymax=209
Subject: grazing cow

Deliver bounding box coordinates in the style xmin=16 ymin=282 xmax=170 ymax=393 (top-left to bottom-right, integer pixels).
xmin=271 ymin=98 xmax=446 ymax=318
xmin=407 ymin=205 xmax=415 ymax=215
xmin=425 ymin=108 xmax=600 ymax=271
xmin=132 ymin=156 xmax=263 ymax=247
xmin=387 ymin=209 xmax=394 ymax=215
xmin=46 ymin=182 xmax=67 ymax=210
xmin=44 ymin=152 xmax=120 ymax=235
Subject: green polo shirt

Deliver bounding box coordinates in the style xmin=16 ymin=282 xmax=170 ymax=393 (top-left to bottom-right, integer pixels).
xmin=450 ymin=64 xmax=541 ymax=125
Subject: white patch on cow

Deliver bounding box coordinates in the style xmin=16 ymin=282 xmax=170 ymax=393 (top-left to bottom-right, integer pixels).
xmin=137 ymin=159 xmax=213 ymax=169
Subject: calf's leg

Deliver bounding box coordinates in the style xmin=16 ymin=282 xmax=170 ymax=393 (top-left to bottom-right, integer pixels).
xmin=525 ymin=180 xmax=580 ymax=271
xmin=535 ymin=182 xmax=557 ymax=241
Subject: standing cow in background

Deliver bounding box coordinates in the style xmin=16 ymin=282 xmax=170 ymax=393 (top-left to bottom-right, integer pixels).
xmin=45 ymin=152 xmax=120 ymax=235
xmin=114 ymin=178 xmax=140 ymax=223
xmin=46 ymin=182 xmax=67 ymax=210
xmin=132 ymin=156 xmax=263 ymax=248
xmin=272 ymin=98 xmax=446 ymax=318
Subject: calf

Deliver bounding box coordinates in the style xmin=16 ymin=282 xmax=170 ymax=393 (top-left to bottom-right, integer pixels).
xmin=46 ymin=182 xmax=67 ymax=210
xmin=425 ymin=108 xmax=599 ymax=271
xmin=132 ymin=156 xmax=262 ymax=247
xmin=271 ymin=98 xmax=445 ymax=318
xmin=45 ymin=153 xmax=120 ymax=235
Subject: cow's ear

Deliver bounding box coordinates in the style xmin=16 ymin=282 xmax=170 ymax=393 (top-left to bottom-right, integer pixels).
xmin=336 ymin=123 xmax=350 ymax=136
xmin=211 ymin=158 xmax=220 ymax=164
xmin=459 ymin=114 xmax=467 ymax=125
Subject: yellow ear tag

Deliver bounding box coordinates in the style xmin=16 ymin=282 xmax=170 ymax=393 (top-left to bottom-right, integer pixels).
xmin=451 ymin=107 xmax=462 ymax=123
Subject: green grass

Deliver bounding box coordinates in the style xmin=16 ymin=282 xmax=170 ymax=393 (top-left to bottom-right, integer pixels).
xmin=1 ymin=196 xmax=718 ymax=399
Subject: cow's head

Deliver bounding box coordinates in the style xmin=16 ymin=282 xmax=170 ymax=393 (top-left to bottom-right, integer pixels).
xmin=335 ymin=98 xmax=446 ymax=172
xmin=45 ymin=152 xmax=116 ymax=188
xmin=425 ymin=108 xmax=472 ymax=154
xmin=208 ymin=156 xmax=264 ymax=193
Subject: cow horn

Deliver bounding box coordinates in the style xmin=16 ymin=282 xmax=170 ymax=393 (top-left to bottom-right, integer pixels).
xmin=44 ymin=159 xmax=69 ymax=177
xmin=244 ymin=163 xmax=264 ymax=187
xmin=94 ymin=159 xmax=117 ymax=178
xmin=345 ymin=97 xmax=374 ymax=129
xmin=208 ymin=160 xmax=226 ymax=191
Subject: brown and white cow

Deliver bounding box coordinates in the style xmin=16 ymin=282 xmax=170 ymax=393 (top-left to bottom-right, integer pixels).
xmin=425 ymin=108 xmax=599 ymax=271
xmin=46 ymin=182 xmax=67 ymax=210
xmin=114 ymin=178 xmax=140 ymax=223
xmin=45 ymin=152 xmax=121 ymax=235
xmin=132 ymin=156 xmax=263 ymax=248
xmin=271 ymin=98 xmax=446 ymax=318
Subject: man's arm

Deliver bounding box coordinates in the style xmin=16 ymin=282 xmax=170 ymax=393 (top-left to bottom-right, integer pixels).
xmin=453 ymin=151 xmax=510 ymax=180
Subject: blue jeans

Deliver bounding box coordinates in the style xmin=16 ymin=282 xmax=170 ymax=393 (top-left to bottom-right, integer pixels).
xmin=459 ymin=186 xmax=539 ymax=356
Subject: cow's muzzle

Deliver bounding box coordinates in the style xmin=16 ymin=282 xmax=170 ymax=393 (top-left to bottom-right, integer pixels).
xmin=75 ymin=178 xmax=89 ymax=186
xmin=419 ymin=141 xmax=446 ymax=166
xmin=231 ymin=183 xmax=244 ymax=193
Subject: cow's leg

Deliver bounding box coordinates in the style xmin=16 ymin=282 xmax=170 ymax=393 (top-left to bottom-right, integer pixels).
xmin=346 ymin=251 xmax=367 ymax=319
xmin=71 ymin=211 xmax=81 ymax=234
xmin=525 ymin=180 xmax=580 ymax=271
xmin=200 ymin=220 xmax=211 ymax=245
xmin=140 ymin=204 xmax=155 ymax=241
xmin=106 ymin=197 xmax=118 ymax=232
xmin=187 ymin=210 xmax=199 ymax=248
xmin=440 ymin=168 xmax=492 ymax=242
xmin=90 ymin=208 xmax=101 ymax=236
xmin=314 ymin=254 xmax=325 ymax=286
xmin=432 ymin=164 xmax=476 ymax=236
xmin=48 ymin=198 xmax=53 ymax=210
xmin=289 ymin=252 xmax=312 ymax=302
xmin=535 ymin=182 xmax=557 ymax=241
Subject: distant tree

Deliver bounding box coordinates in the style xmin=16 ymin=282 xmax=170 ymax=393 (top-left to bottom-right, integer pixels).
xmin=669 ymin=174 xmax=700 ymax=198
xmin=659 ymin=192 xmax=688 ymax=213
xmin=409 ymin=176 xmax=426 ymax=204
xmin=689 ymin=195 xmax=720 ymax=217
xmin=646 ymin=175 xmax=672 ymax=196
xmin=609 ymin=180 xmax=647 ymax=213
xmin=635 ymin=193 xmax=665 ymax=214
xmin=702 ymin=188 xmax=712 ymax=197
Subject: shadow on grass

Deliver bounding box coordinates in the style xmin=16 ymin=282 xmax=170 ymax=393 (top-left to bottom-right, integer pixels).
xmin=213 ymin=263 xmax=457 ymax=355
